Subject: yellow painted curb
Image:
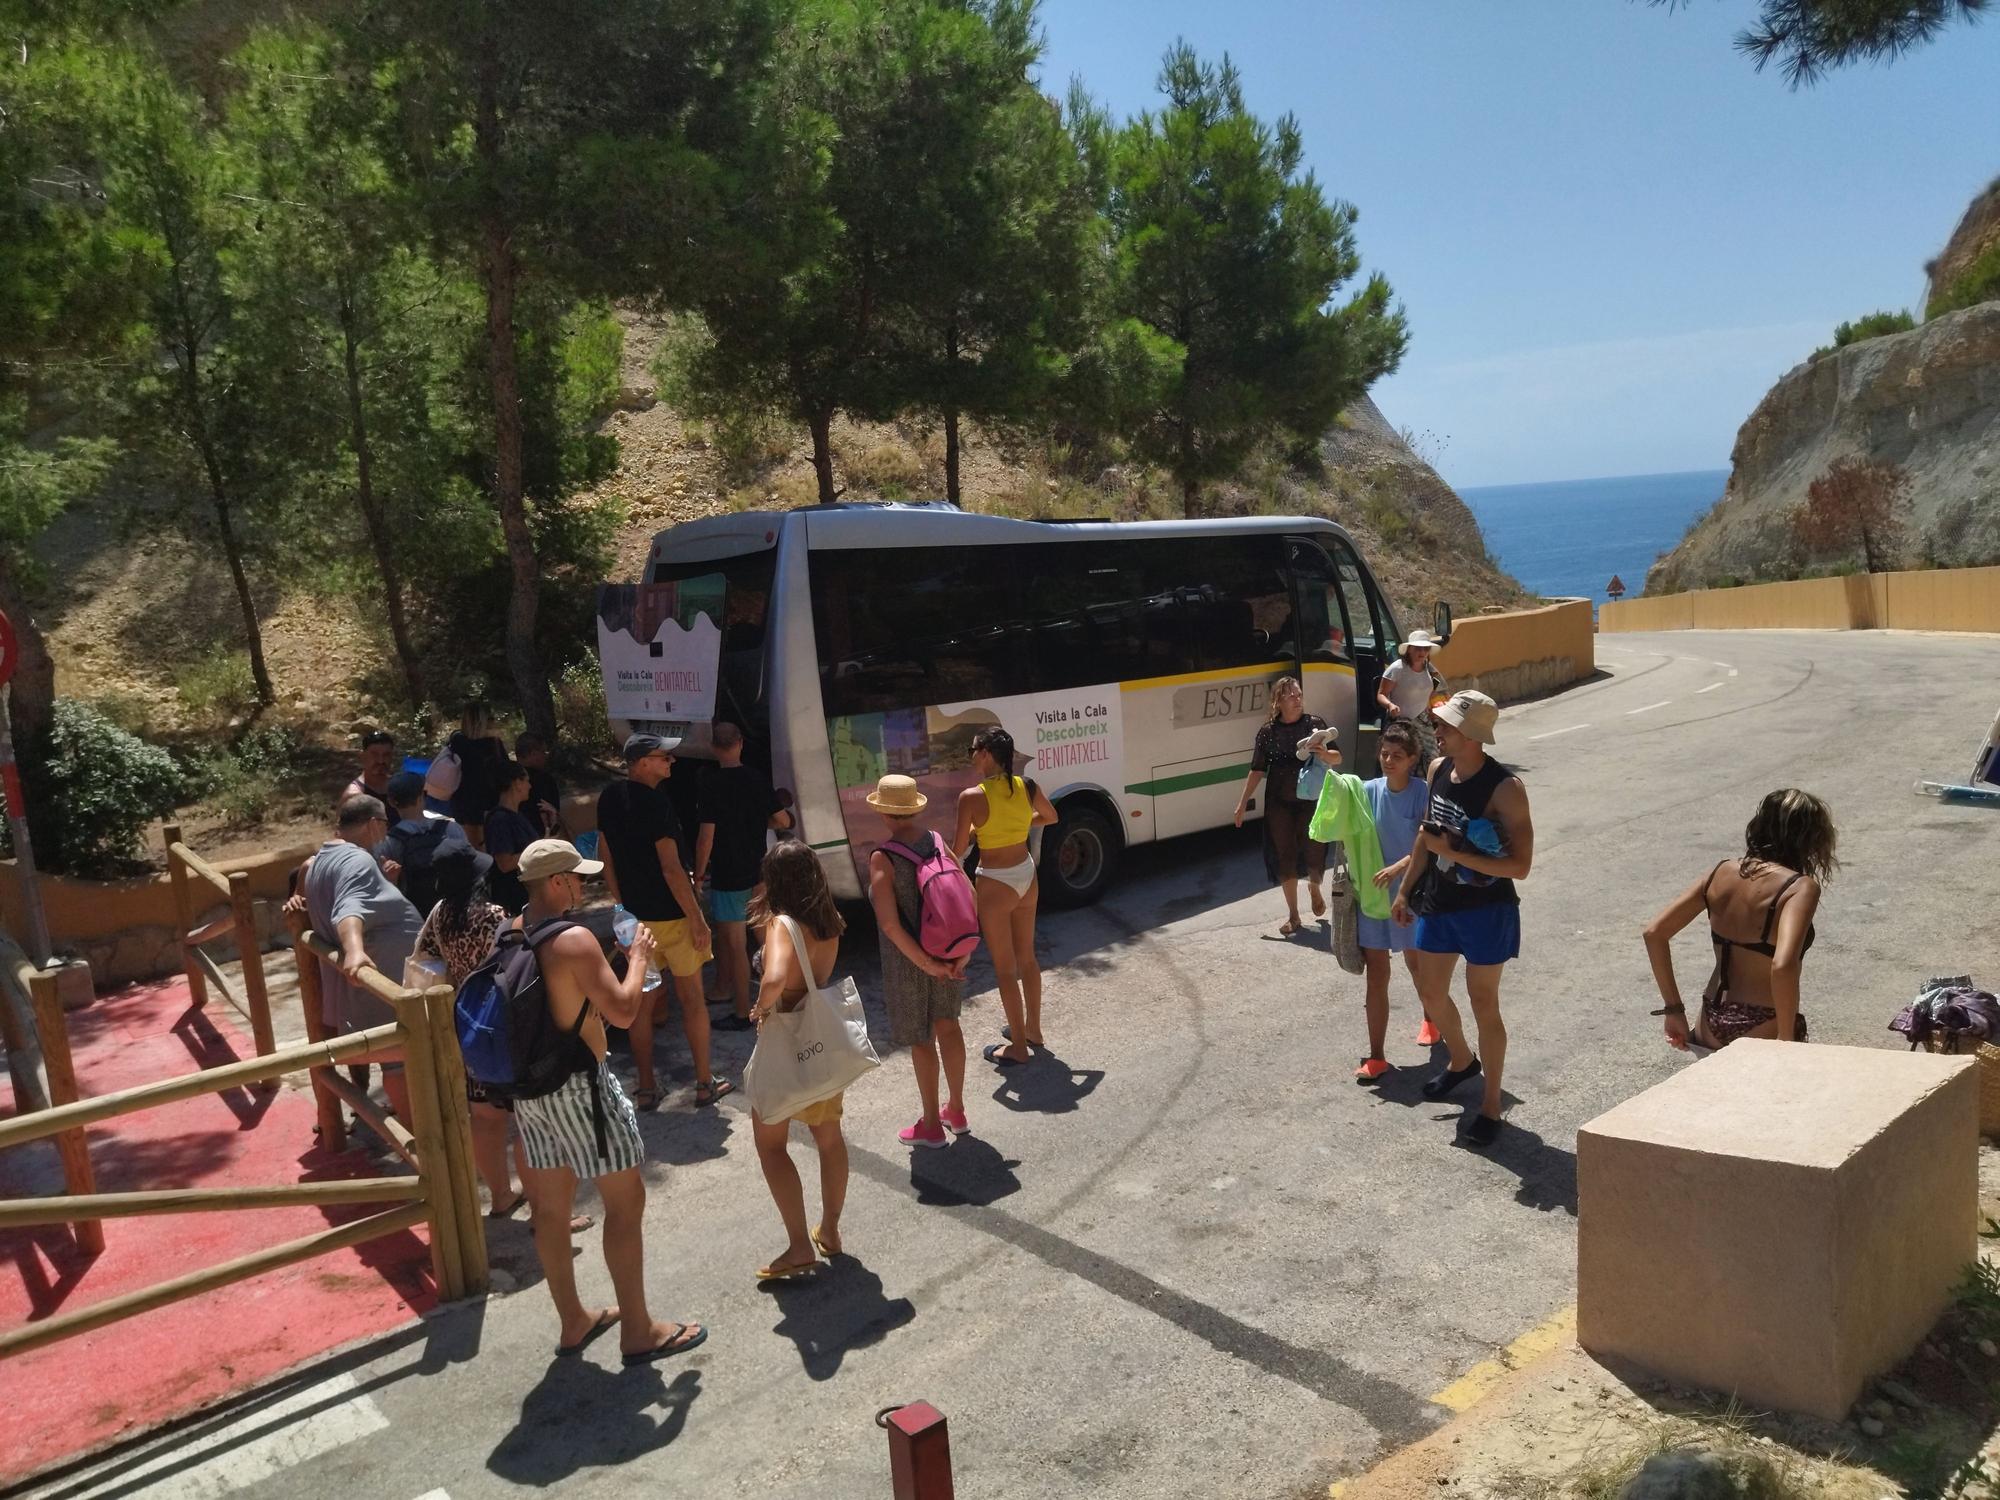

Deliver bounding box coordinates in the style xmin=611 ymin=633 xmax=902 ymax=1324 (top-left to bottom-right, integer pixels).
xmin=1429 ymin=1303 xmax=1577 ymax=1412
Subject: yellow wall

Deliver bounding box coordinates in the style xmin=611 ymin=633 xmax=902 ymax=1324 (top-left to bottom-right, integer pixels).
xmin=1601 ymin=564 xmax=2000 ymax=635
xmin=0 ymin=842 xmax=317 ymax=945
xmin=1431 ymin=597 xmax=1596 ymax=699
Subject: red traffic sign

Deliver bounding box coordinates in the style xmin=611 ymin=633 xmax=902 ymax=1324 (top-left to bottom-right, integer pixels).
xmin=0 ymin=608 xmax=16 ymax=688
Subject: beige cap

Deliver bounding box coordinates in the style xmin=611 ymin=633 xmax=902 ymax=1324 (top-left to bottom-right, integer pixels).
xmin=1432 ymin=689 xmax=1499 ymax=745
xmin=518 ymin=838 xmax=605 ymax=881
xmin=865 ymin=774 xmax=928 ymax=814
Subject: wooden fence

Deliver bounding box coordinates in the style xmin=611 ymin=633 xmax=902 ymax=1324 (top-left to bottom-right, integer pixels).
xmin=164 ymin=823 xmax=276 ymax=1059
xmin=0 ymin=929 xmax=486 ymax=1362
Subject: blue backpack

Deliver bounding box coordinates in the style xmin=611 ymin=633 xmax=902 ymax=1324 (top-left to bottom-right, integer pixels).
xmin=454 ymin=917 xmax=606 ymax=1150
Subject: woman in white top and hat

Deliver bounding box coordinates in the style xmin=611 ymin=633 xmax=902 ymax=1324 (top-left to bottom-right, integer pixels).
xmin=1377 ymin=630 xmax=1444 ymax=763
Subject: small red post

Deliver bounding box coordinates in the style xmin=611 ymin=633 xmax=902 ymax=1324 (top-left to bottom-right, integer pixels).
xmin=882 ymin=1402 xmax=954 ymax=1500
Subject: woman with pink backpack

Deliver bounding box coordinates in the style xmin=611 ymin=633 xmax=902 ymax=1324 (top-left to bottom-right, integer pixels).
xmin=868 ymin=774 xmax=977 ymax=1149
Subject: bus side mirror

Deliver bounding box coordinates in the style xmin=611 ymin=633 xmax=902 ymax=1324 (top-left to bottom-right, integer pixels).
xmin=1432 ymin=600 xmax=1453 ymax=646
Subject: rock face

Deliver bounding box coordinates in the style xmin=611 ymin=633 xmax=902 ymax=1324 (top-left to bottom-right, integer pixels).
xmin=1928 ymin=176 xmax=2000 ymax=312
xmin=1648 ymin=301 xmax=2000 ymax=593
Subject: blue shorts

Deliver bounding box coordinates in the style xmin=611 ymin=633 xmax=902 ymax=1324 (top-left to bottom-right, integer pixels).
xmin=1357 ymin=912 xmax=1410 ymax=953
xmin=1414 ymin=904 xmax=1520 ymax=967
xmin=710 ymin=886 xmax=754 ymax=924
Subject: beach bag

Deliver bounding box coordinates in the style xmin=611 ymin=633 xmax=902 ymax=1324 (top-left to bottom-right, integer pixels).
xmin=1295 ymin=757 xmax=1329 ymax=803
xmin=1327 ymin=848 xmax=1364 ymax=976
xmin=744 ymin=915 xmax=880 ymax=1121
xmin=881 ymin=834 xmax=981 ymax=962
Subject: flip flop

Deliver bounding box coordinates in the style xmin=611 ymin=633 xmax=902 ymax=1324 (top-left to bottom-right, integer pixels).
xmin=623 ymin=1322 xmax=709 ymax=1366
xmin=570 ymin=1214 xmax=595 ymax=1235
xmin=812 ymin=1229 xmax=841 ymax=1259
xmin=554 ymin=1308 xmax=619 ymax=1358
xmin=1277 ymin=919 xmax=1302 ymax=937
xmin=999 ymin=1026 xmax=1046 ymax=1049
xmin=486 ymin=1193 xmax=528 ymax=1220
xmin=983 ymin=1043 xmax=1029 ymax=1068
xmin=755 ymin=1258 xmax=818 ymax=1283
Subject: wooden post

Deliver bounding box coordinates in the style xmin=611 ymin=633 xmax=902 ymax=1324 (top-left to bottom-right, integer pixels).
xmin=27 ymin=971 xmax=105 ymax=1255
xmin=286 ymin=910 xmax=346 ymax=1151
xmin=424 ymin=983 xmax=488 ymax=1295
xmin=228 ymin=870 xmax=277 ymax=1060
xmin=163 ymin=824 xmax=208 ymax=1010
xmin=396 ymin=988 xmax=466 ymax=1301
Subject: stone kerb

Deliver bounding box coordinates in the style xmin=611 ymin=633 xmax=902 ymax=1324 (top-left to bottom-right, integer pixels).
xmin=1577 ymin=1040 xmax=1977 ymax=1421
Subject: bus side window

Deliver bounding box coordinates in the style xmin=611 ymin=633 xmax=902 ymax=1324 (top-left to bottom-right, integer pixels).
xmin=1177 ymin=535 xmax=1292 ymax=672
xmin=1287 ymin=542 xmax=1353 ymax=664
xmin=1326 ymin=537 xmax=1385 ymax=656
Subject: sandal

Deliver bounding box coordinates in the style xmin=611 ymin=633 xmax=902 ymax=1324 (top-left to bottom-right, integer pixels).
xmin=486 ymin=1193 xmax=529 ymax=1220
xmin=982 ymin=1043 xmax=1029 ymax=1069
xmin=570 ymin=1214 xmax=595 ymax=1235
xmin=812 ymin=1228 xmax=841 ymax=1258
xmin=555 ymin=1308 xmax=620 ymax=1358
xmin=631 ymin=1087 xmax=661 ymax=1113
xmin=755 ymin=1255 xmax=819 ymax=1283
xmin=622 ymin=1322 xmax=709 ymax=1366
xmin=1277 ymin=918 xmax=1302 ymax=938
xmin=694 ymin=1078 xmax=735 ymax=1107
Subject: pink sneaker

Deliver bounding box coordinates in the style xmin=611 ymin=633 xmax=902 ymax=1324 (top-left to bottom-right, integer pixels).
xmin=1416 ymin=1019 xmax=1442 ymax=1047
xmin=939 ymin=1104 xmax=969 ymax=1135
xmin=899 ymin=1118 xmax=949 ymax=1149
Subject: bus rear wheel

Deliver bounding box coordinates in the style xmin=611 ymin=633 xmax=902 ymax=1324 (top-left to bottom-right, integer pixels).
xmin=1040 ymin=801 xmax=1118 ymax=908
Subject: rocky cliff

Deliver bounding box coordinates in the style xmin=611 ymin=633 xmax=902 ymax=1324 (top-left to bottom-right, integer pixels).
xmin=1647 ymin=300 xmax=2000 ymax=593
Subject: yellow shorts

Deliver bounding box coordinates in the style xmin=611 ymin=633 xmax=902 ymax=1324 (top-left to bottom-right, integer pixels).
xmin=644 ymin=918 xmax=710 ymax=979
xmin=787 ymin=1092 xmax=844 ymax=1128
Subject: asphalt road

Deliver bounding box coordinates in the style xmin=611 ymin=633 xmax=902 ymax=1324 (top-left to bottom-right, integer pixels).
xmin=35 ymin=630 xmax=2000 ymax=1500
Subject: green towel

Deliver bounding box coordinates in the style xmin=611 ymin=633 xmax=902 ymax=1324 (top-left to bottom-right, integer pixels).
xmin=1308 ymin=771 xmax=1391 ymax=919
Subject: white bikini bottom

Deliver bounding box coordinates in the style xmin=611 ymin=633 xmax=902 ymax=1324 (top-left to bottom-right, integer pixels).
xmin=977 ymin=856 xmax=1037 ymax=895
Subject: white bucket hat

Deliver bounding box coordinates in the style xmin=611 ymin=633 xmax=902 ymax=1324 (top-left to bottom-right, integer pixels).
xmin=1432 ymin=690 xmax=1499 ymax=745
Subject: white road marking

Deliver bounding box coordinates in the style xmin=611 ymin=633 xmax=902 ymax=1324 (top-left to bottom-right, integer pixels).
xmin=1696 ymin=682 xmax=1725 ymax=695
xmin=1728 ymin=669 xmax=1738 ymax=677
xmin=1626 ymin=700 xmax=1671 ymax=716
xmin=70 ymin=1372 xmax=388 ymax=1499
xmin=1528 ymin=724 xmax=1591 ymax=741
xmin=411 ymin=1491 xmax=453 ymax=1500
xmin=1710 ymin=661 xmax=1734 ymax=670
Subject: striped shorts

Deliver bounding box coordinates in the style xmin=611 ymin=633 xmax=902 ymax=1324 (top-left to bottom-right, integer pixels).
xmin=513 ymin=1064 xmax=646 ymax=1177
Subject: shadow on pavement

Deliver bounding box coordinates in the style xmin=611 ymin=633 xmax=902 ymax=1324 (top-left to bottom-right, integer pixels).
xmin=760 ymin=1254 xmax=917 ymax=1381
xmin=487 ymin=1364 xmax=701 ymax=1485
xmin=906 ymin=1134 xmax=1022 ymax=1207
xmin=1453 ymin=1118 xmax=1577 ymax=1216
xmin=986 ymin=1050 xmax=1104 ymax=1115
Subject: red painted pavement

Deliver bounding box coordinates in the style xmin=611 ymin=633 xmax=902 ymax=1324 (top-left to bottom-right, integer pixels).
xmin=0 ymin=977 xmax=436 ymax=1486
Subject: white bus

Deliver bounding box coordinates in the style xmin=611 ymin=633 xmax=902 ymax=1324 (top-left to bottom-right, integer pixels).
xmin=623 ymin=503 xmax=1446 ymax=906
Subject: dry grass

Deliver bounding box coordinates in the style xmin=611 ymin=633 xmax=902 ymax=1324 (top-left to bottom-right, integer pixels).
xmin=1502 ymin=1410 xmax=1880 ymax=1500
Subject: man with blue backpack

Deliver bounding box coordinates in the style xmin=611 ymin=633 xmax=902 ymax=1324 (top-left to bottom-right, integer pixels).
xmin=455 ymin=837 xmax=707 ymax=1364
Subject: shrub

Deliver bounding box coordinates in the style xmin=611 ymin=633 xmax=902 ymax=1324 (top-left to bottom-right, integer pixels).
xmin=553 ymin=658 xmax=614 ymax=757
xmin=174 ymin=647 xmax=257 ymax=725
xmin=189 ymin=725 xmax=300 ymax=827
xmin=1830 ymin=309 xmax=1916 ymax=349
xmin=838 ymin=440 xmax=925 ymax=500
xmin=1928 ymin=241 xmax=2000 ymax=319
xmin=9 ymin=699 xmax=185 ymax=877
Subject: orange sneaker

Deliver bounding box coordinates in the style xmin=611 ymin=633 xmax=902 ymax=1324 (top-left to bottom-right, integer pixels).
xmin=1416 ymin=1019 xmax=1441 ymax=1047
xmin=1354 ymin=1056 xmax=1392 ymax=1083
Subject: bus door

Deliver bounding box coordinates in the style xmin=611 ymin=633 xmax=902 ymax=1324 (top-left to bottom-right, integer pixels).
xmin=1286 ymin=537 xmax=1370 ymax=770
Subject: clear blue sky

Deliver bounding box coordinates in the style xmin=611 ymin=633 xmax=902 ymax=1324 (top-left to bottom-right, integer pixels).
xmin=1035 ymin=1 xmax=2000 ymax=488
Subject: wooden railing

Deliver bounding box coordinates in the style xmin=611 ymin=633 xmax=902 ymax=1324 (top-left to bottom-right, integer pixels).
xmin=0 ymin=933 xmax=486 ymax=1361
xmin=163 ymin=823 xmax=276 ymax=1059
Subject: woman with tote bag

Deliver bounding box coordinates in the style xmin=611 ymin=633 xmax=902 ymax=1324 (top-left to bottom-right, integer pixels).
xmin=744 ymin=842 xmax=879 ymax=1281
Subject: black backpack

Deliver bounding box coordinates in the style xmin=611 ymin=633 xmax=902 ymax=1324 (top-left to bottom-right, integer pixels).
xmin=454 ymin=918 xmax=609 ymax=1155
xmin=386 ymin=822 xmax=450 ymax=914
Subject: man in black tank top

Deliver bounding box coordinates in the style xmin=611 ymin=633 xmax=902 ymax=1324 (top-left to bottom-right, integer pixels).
xmin=1391 ymin=691 xmax=1535 ymax=1148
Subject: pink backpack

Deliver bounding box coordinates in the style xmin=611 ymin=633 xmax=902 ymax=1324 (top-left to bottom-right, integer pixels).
xmin=881 ymin=835 xmax=982 ymax=962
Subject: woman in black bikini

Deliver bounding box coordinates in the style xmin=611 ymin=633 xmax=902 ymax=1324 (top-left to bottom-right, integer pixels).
xmin=1642 ymin=789 xmax=1838 ymax=1050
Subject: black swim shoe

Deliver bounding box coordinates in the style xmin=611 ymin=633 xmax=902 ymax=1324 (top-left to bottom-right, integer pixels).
xmin=1462 ymin=1113 xmax=1503 ymax=1149
xmin=1421 ymin=1058 xmax=1482 ymax=1100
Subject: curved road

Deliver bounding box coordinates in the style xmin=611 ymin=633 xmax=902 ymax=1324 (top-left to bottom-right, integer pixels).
xmin=45 ymin=630 xmax=2000 ymax=1500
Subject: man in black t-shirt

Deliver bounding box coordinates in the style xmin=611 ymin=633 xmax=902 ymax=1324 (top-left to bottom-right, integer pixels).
xmin=596 ymin=733 xmax=731 ymax=1110
xmin=693 ymin=723 xmax=793 ymax=1030
xmin=515 ymin=731 xmax=565 ymax=835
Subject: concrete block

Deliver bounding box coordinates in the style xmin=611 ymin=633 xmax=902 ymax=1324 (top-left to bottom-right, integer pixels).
xmin=50 ymin=957 xmax=95 ymax=1010
xmin=1577 ymin=1040 xmax=1977 ymax=1420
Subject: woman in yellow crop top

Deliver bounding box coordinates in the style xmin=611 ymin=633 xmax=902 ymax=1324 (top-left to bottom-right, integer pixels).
xmin=953 ymin=727 xmax=1058 ymax=1067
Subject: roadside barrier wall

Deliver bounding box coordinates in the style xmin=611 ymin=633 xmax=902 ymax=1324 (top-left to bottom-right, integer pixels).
xmin=1600 ymin=564 xmax=2000 ymax=635
xmin=1432 ymin=596 xmax=1596 ymax=703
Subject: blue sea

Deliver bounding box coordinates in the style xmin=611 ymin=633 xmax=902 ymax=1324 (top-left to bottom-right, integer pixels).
xmin=1457 ymin=469 xmax=1730 ymax=604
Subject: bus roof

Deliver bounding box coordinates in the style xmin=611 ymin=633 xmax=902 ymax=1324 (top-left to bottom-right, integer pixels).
xmin=644 ymin=500 xmax=1361 ymax=563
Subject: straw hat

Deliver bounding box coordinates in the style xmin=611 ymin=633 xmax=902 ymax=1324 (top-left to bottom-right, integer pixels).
xmin=865 ymin=774 xmax=928 ymax=814
xmin=1432 ymin=690 xmax=1499 ymax=746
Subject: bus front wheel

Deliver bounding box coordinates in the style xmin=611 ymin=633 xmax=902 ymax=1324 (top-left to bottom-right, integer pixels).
xmin=1040 ymin=801 xmax=1119 ymax=908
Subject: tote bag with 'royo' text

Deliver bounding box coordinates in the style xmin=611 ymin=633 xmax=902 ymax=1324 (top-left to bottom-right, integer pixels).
xmin=744 ymin=915 xmax=880 ymax=1121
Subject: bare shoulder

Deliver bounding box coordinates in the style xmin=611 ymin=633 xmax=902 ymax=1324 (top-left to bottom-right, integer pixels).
xmin=545 ymin=925 xmax=601 ymax=964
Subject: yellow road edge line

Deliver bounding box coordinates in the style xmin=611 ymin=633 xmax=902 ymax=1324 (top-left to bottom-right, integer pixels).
xmin=1427 ymin=1303 xmax=1577 ymax=1414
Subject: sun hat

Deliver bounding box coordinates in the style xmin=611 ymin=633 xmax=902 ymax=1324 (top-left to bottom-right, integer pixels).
xmin=432 ymin=839 xmax=494 ymax=895
xmin=518 ymin=838 xmax=605 ymax=881
xmin=1399 ymin=629 xmax=1440 ymax=660
xmin=1432 ymin=690 xmax=1499 ymax=746
xmin=622 ymin=731 xmax=681 ymax=762
xmin=865 ymin=774 xmax=928 ymax=815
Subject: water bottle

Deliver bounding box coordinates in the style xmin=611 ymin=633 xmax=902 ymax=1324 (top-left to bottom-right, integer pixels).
xmin=611 ymin=905 xmax=663 ymax=991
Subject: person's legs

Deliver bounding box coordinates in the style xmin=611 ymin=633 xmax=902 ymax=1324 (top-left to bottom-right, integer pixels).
xmin=935 ymin=1016 xmax=966 ymax=1112
xmin=382 ymin=1066 xmax=411 ymax=1128
xmin=674 ymin=969 xmax=716 ymax=1088
xmin=1009 ymin=881 xmax=1043 ymax=1046
xmin=718 ymin=919 xmax=751 ymax=1019
xmin=628 ymin=997 xmax=658 ymax=1098
xmin=911 ymin=1037 xmax=942 ymax=1127
xmin=521 ymin=1161 xmax=596 ymax=1343
xmin=594 ymin=1165 xmax=697 ymax=1355
xmin=977 ymin=877 xmax=1031 ymax=1062
xmin=808 ymin=1118 xmax=848 ymax=1250
xmin=1464 ymin=962 xmax=1509 ymax=1120
xmin=1361 ymin=947 xmax=1391 ymax=1058
xmin=753 ymin=1111 xmax=816 ymax=1271
xmin=471 ymin=1100 xmax=518 ymax=1209
xmin=1304 ymin=834 xmax=1328 ymax=918
xmin=1413 ymin=948 xmax=1474 ymax=1071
